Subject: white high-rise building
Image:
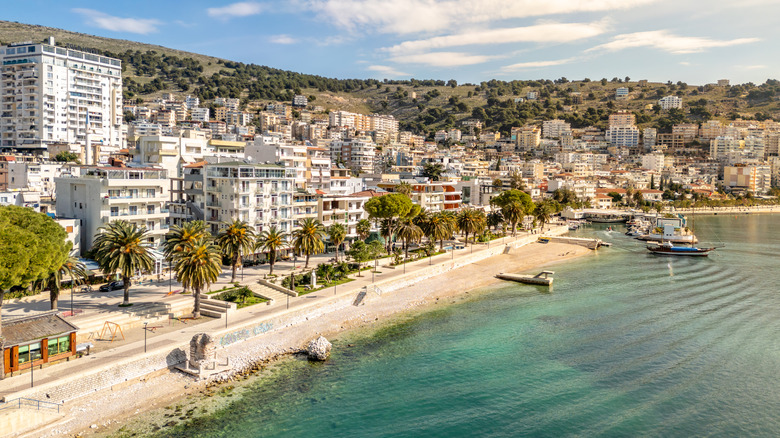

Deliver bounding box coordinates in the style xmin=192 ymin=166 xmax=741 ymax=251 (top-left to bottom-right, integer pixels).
xmin=0 ymin=37 xmax=123 ymax=157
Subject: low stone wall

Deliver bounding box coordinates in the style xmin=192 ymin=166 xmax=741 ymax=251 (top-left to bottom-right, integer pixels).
xmin=258 ymin=279 xmax=298 ymax=297
xmin=10 ymin=346 xmax=187 ymax=404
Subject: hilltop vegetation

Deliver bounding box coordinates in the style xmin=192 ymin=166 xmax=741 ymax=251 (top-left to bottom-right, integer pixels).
xmin=1 ymin=20 xmax=779 ymax=138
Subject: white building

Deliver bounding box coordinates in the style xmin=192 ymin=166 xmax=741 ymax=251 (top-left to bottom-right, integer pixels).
xmin=0 ymin=38 xmax=123 ymax=156
xmin=615 ymin=87 xmax=629 ymax=99
xmin=606 ymin=126 xmax=640 ymax=147
xmin=203 ymin=162 xmax=297 ymax=234
xmin=54 ymin=166 xmax=170 ymax=251
xmin=329 ymin=137 xmax=377 ymax=174
xmin=7 ymin=161 xmax=64 ymax=195
xmin=659 ymin=95 xmax=683 ymax=110
xmin=190 ymin=107 xmax=209 ymax=123
xmin=542 ymin=119 xmax=572 ymax=139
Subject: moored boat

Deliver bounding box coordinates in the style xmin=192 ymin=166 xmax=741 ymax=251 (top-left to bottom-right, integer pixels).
xmin=646 ymin=241 xmax=714 ymax=256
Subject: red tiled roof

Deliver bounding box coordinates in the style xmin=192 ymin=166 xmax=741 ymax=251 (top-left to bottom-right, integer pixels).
xmin=184 ymin=160 xmax=207 ymax=168
xmin=350 ymin=189 xmax=387 ymax=198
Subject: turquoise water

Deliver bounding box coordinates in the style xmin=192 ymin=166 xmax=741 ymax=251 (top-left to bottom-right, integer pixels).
xmin=152 ymin=214 xmax=780 ymax=437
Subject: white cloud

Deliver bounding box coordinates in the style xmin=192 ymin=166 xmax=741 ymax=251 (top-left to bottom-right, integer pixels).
xmin=207 ymin=2 xmax=264 ymax=19
xmin=501 ymin=57 xmax=575 ymax=71
xmin=72 ymin=8 xmax=161 ymax=34
xmin=385 ymin=21 xmax=607 ymax=55
xmin=744 ymin=64 xmax=767 ymax=70
xmin=270 ymin=34 xmax=297 ymax=44
xmin=306 ymin=0 xmax=656 ymax=35
xmin=588 ymin=30 xmax=760 ymax=54
xmin=367 ymin=65 xmax=411 ymax=77
xmin=389 ymin=51 xmax=499 ymax=67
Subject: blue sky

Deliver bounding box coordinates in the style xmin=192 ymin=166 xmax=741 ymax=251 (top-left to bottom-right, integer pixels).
xmin=4 ymin=0 xmax=778 ymax=85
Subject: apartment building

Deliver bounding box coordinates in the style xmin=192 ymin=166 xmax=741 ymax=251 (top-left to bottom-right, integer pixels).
xmin=608 ymin=110 xmax=635 ymax=127
xmin=0 ymin=38 xmax=123 ymax=156
xmin=643 ymin=127 xmax=657 ymax=150
xmin=699 ymin=120 xmax=725 ymax=141
xmin=329 ymin=137 xmax=377 ymax=174
xmin=542 ymin=119 xmax=572 ymax=139
xmin=54 ymin=166 xmax=170 ymax=251
xmin=615 ymin=87 xmax=629 ymax=99
xmin=659 ymin=95 xmax=683 ymax=110
xmin=190 ymin=107 xmax=209 ymax=123
xmin=606 ymin=126 xmax=640 ymax=147
xmin=203 ymin=162 xmax=296 ymax=235
xmin=6 ymin=161 xmax=64 ymax=195
xmin=377 ymin=180 xmax=462 ymax=212
xmin=318 ymin=190 xmax=378 ymax=238
xmin=672 ymin=123 xmax=699 ymax=143
xmin=514 ymin=126 xmax=541 ymax=151
xmin=245 ymin=139 xmax=308 ymax=188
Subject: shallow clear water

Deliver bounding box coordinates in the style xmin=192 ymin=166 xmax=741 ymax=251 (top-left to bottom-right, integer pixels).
xmin=152 ymin=214 xmax=780 ymax=437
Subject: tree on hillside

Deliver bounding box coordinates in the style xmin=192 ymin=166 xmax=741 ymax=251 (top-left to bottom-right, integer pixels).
xmin=92 ymin=220 xmax=154 ymax=306
xmin=216 ymin=220 xmax=255 ymax=283
xmin=0 ymin=206 xmax=70 ymax=378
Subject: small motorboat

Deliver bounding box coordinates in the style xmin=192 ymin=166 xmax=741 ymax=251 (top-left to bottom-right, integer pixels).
xmin=646 ymin=241 xmax=714 ymax=257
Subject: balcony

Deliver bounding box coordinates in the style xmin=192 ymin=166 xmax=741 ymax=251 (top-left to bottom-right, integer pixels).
xmin=206 ymin=201 xmax=220 ymax=207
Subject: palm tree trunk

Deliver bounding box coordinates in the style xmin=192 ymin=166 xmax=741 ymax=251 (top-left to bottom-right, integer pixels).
xmin=335 ymin=243 xmax=339 ymax=263
xmin=269 ymin=251 xmax=275 ymax=276
xmin=465 ymin=232 xmax=469 ymax=246
xmin=50 ymin=287 xmax=59 ymax=311
xmin=122 ymin=276 xmax=131 ymax=305
xmin=193 ymin=286 xmax=201 ymax=319
xmin=305 ymin=253 xmax=310 ymax=269
xmin=440 ymin=238 xmax=444 ymax=251
xmin=404 ymin=239 xmax=409 ymax=259
xmin=230 ymin=257 xmax=238 ymax=283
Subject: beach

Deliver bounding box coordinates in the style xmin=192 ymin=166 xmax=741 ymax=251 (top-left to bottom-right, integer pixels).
xmin=28 ymin=241 xmax=592 ymax=438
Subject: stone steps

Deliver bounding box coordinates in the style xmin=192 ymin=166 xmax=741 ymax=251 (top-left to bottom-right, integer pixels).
xmin=251 ymin=284 xmax=290 ymax=303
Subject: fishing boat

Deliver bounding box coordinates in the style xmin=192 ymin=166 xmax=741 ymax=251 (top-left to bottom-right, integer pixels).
xmin=646 ymin=241 xmax=714 ymax=256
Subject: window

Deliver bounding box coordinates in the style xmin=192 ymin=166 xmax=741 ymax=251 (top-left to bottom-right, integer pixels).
xmin=146 ymin=189 xmax=155 ymax=198
xmin=110 ymin=207 xmax=118 ymax=217
xmin=47 ymin=336 xmax=71 ymax=356
xmin=147 ymin=205 xmax=155 ymax=214
xmin=129 ymin=206 xmax=138 ymax=215
xmin=18 ymin=342 xmax=42 ymax=365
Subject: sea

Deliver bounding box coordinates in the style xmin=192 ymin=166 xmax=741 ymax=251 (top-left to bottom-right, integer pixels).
xmin=144 ymin=214 xmax=780 ymax=437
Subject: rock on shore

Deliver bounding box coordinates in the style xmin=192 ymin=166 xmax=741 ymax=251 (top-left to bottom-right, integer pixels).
xmin=306 ymin=336 xmax=332 ymax=361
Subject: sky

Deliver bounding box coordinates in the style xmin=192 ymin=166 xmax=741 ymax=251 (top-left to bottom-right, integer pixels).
xmin=4 ymin=0 xmax=779 ymax=85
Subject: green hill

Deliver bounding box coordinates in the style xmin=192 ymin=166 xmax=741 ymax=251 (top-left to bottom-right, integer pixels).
xmin=1 ymin=20 xmax=778 ymax=138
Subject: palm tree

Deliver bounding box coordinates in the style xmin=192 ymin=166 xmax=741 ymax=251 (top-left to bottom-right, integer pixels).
xmin=509 ymin=170 xmax=525 ymax=190
xmin=255 ymin=226 xmax=288 ymax=276
xmin=327 ymin=223 xmax=347 ymax=262
xmin=162 ymin=221 xmax=208 ymax=261
xmin=456 ymin=208 xmax=485 ymax=245
xmin=215 ymin=220 xmax=255 ymax=283
xmin=379 ymin=217 xmax=394 ymax=253
xmin=501 ymin=202 xmax=525 ymax=236
xmin=534 ymin=201 xmax=553 ymax=231
xmin=291 ymin=218 xmax=326 ymax=268
xmin=425 ymin=212 xmax=452 ymax=251
xmin=395 ymin=219 xmax=423 ymax=259
xmin=396 ymin=181 xmax=413 ymax=197
xmin=92 ymin=220 xmax=154 ymax=306
xmin=43 ymin=256 xmax=87 ymax=310
xmin=356 ymin=219 xmax=372 ymax=242
xmin=174 ymin=237 xmax=222 ymax=319
xmin=487 ymin=211 xmax=504 ymax=232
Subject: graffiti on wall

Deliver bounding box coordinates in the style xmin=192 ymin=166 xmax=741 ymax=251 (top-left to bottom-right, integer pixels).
xmin=218 ymin=322 xmax=273 ymax=347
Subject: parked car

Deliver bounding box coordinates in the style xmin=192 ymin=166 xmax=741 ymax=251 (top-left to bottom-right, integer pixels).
xmin=99 ymin=281 xmax=124 ymax=292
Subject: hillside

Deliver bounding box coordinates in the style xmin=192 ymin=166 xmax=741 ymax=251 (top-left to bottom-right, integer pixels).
xmin=1 ymin=20 xmax=779 ymax=138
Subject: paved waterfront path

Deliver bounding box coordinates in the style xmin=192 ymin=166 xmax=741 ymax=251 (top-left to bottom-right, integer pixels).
xmin=0 ymin=228 xmax=566 ymax=404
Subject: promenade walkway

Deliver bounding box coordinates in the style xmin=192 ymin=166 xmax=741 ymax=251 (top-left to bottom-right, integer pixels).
xmin=0 ymin=227 xmax=567 ymax=407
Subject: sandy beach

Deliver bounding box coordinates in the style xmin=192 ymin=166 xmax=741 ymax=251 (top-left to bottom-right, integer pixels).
xmin=29 ymin=241 xmax=592 ymax=438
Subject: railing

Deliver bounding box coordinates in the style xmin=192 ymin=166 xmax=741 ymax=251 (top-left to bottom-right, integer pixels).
xmin=0 ymin=398 xmax=62 ymax=414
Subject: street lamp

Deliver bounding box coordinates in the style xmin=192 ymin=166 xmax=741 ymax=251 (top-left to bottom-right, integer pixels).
xmin=143 ymin=322 xmax=148 ymax=353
